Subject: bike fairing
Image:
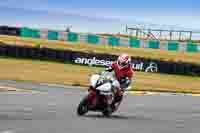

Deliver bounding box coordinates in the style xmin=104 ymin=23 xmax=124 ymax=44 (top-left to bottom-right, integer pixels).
xmin=77 ymin=71 xmax=119 ymax=116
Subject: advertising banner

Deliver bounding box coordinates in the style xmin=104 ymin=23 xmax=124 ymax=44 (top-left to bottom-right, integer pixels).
xmin=71 ymin=52 xmax=159 ymax=73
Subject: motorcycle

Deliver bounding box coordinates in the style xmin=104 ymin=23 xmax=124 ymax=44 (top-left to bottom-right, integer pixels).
xmin=77 ymin=71 xmax=121 ymax=117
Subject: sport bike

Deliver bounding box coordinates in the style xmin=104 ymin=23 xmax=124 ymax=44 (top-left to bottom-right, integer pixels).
xmin=77 ymin=71 xmax=121 ymax=117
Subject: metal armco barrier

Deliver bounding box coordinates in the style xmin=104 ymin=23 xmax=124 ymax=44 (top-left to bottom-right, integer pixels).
xmin=0 ymin=43 xmax=199 ymax=76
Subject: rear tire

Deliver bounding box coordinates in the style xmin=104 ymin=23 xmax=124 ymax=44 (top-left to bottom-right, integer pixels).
xmin=102 ymin=106 xmax=112 ymax=117
xmin=77 ymin=96 xmax=89 ymax=116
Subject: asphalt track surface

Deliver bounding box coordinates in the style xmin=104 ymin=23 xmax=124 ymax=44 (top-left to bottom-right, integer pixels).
xmin=0 ymin=80 xmax=200 ymax=133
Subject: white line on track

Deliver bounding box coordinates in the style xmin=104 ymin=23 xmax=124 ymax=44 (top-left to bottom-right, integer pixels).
xmin=0 ymin=131 xmax=14 ymax=133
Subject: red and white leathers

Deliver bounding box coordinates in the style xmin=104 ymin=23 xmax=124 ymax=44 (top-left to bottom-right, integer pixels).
xmin=105 ymin=54 xmax=134 ymax=108
xmin=106 ymin=61 xmax=134 ymax=92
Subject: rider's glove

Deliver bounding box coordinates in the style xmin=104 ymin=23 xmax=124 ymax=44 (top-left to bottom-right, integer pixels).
xmin=105 ymin=66 xmax=113 ymax=72
xmin=120 ymin=77 xmax=133 ymax=91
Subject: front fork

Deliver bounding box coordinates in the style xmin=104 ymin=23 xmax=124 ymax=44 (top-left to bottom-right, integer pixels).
xmin=88 ymin=88 xmax=98 ymax=106
xmin=88 ymin=89 xmax=113 ymax=107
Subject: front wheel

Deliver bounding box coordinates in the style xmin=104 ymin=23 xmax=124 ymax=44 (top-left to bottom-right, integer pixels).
xmin=77 ymin=96 xmax=89 ymax=116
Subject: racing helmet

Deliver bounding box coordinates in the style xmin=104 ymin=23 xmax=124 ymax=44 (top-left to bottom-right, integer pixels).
xmin=117 ymin=53 xmax=131 ymax=69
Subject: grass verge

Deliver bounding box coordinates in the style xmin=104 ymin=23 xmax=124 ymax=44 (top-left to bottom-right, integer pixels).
xmin=0 ymin=35 xmax=200 ymax=65
xmin=0 ymin=56 xmax=199 ymax=94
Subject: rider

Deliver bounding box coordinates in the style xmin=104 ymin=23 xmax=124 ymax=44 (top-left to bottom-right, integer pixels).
xmin=104 ymin=53 xmax=134 ymax=110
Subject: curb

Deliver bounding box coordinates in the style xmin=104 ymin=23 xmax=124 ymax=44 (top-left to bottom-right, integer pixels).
xmin=126 ymin=91 xmax=200 ymax=96
xmin=0 ymin=86 xmax=39 ymax=93
xmin=40 ymin=82 xmax=200 ymax=97
xmin=0 ymin=82 xmax=199 ymax=97
xmin=4 ymin=80 xmax=199 ymax=96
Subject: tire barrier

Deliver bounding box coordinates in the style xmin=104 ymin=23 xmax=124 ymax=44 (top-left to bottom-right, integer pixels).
xmin=0 ymin=25 xmax=200 ymax=53
xmin=0 ymin=26 xmax=20 ymax=36
xmin=0 ymin=43 xmax=199 ymax=76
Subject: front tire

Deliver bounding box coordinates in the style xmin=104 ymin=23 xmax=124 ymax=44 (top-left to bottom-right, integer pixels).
xmin=77 ymin=96 xmax=89 ymax=116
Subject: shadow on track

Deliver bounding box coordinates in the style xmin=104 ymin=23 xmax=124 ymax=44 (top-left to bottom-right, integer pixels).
xmin=79 ymin=113 xmax=153 ymax=121
xmin=85 ymin=114 xmax=130 ymax=120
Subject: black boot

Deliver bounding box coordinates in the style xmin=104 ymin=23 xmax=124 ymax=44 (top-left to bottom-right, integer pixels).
xmin=111 ymin=95 xmax=123 ymax=111
xmin=115 ymin=95 xmax=123 ymax=103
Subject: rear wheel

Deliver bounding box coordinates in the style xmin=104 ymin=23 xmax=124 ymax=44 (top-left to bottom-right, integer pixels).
xmin=77 ymin=96 xmax=89 ymax=116
xmin=102 ymin=105 xmax=113 ymax=117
